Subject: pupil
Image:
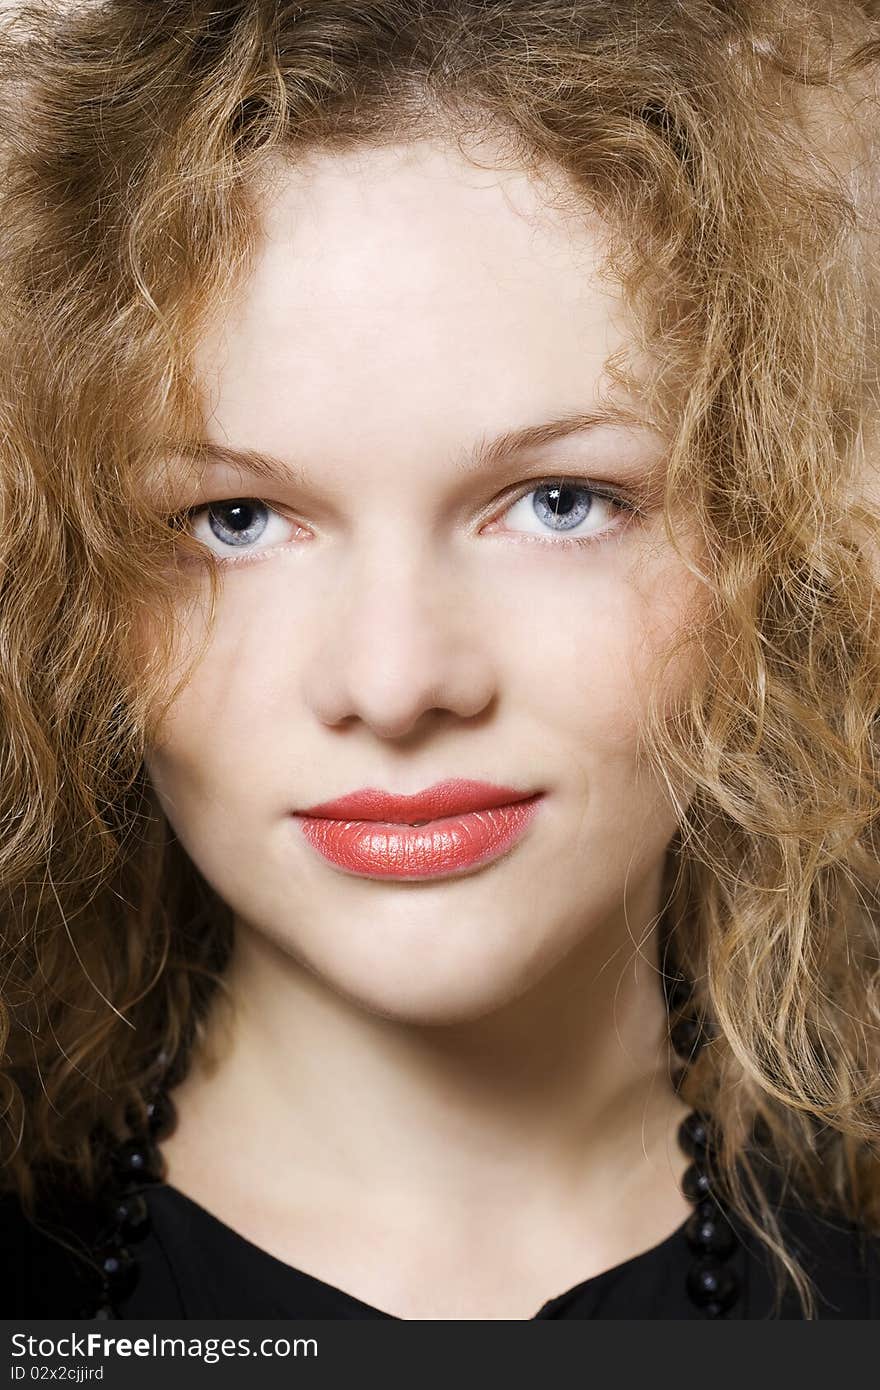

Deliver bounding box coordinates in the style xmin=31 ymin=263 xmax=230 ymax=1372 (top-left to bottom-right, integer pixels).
xmin=215 ymin=501 xmax=253 ymax=531
xmin=534 ymin=483 xmax=591 ymax=532
xmin=549 ymin=485 xmax=575 ymax=514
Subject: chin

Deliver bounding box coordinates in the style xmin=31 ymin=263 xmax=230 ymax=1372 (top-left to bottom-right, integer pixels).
xmin=333 ymin=982 xmax=527 ymax=1028
xmin=310 ymin=948 xmax=546 ymax=1028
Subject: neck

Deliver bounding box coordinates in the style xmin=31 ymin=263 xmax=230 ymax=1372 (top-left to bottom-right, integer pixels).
xmin=161 ymin=899 xmax=690 ymax=1221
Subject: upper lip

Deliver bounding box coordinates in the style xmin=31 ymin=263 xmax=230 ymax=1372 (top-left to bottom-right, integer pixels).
xmin=297 ymin=779 xmax=539 ymax=824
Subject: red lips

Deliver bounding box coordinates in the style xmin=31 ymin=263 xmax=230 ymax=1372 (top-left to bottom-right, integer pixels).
xmin=299 ymin=778 xmax=536 ymax=825
xmin=293 ymin=778 xmax=545 ymax=880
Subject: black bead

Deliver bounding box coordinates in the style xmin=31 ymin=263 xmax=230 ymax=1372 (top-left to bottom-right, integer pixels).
xmin=112 ymin=1137 xmax=165 ymax=1185
xmin=682 ymin=1162 xmax=713 ymax=1204
xmin=83 ymin=1303 xmax=117 ymax=1320
xmin=694 ymin=1195 xmax=720 ymax=1219
xmin=670 ymin=1016 xmax=705 ymax=1061
xmin=677 ymin=1111 xmax=713 ymax=1158
xmin=160 ymin=1052 xmax=190 ymax=1090
xmin=686 ymin=1258 xmax=739 ymax=1311
xmin=106 ymin=1191 xmax=151 ymax=1242
xmin=684 ymin=1207 xmax=737 ymax=1258
xmin=97 ymin=1244 xmax=139 ymax=1299
xmin=146 ymin=1091 xmax=177 ymax=1141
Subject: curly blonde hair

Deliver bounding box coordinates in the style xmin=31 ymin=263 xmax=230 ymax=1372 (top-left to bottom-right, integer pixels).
xmin=1 ymin=0 xmax=879 ymax=1320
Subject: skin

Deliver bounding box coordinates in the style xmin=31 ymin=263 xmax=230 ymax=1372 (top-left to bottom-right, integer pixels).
xmin=144 ymin=133 xmax=707 ymax=1319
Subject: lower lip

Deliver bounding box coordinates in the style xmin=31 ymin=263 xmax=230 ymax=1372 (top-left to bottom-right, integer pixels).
xmin=294 ymin=796 xmax=544 ymax=880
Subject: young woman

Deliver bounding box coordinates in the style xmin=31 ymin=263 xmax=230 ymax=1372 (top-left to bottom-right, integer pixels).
xmin=1 ymin=0 xmax=879 ymax=1321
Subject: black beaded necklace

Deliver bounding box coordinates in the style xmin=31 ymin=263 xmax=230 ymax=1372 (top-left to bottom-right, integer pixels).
xmin=80 ymin=970 xmax=742 ymax=1320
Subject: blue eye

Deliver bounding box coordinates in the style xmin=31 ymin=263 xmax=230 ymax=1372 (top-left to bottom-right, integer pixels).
xmin=499 ymin=479 xmax=637 ymax=546
xmin=203 ymin=499 xmax=270 ymax=547
xmin=180 ymin=498 xmax=298 ymax=561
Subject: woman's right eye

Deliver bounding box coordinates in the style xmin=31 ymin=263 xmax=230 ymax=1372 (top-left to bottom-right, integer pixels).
xmin=177 ymin=498 xmax=303 ymax=563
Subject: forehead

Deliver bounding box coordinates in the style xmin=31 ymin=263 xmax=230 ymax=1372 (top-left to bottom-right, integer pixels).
xmin=190 ymin=137 xmax=646 ymax=468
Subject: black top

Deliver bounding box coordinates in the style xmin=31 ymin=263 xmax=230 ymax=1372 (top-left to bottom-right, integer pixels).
xmin=2 ymin=1180 xmax=879 ymax=1319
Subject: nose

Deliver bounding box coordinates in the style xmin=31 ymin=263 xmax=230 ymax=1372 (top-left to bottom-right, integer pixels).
xmin=300 ymin=540 xmax=497 ymax=739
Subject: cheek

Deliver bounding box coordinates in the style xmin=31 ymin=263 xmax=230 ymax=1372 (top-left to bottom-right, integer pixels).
xmin=519 ymin=554 xmax=698 ymax=738
xmin=142 ymin=665 xmax=277 ymax=880
xmin=518 ymin=555 xmax=703 ymax=863
xmin=140 ymin=577 xmax=319 ymax=860
xmin=141 ymin=634 xmax=252 ymax=830
xmin=144 ymin=579 xmax=277 ymax=754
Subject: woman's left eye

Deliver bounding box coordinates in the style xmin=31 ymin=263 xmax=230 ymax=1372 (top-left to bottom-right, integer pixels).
xmin=494 ymin=479 xmax=637 ymax=546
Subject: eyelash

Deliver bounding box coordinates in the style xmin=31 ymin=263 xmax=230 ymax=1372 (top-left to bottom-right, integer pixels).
xmin=173 ymin=477 xmax=641 ymax=566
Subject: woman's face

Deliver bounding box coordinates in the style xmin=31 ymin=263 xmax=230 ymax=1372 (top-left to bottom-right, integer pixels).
xmin=144 ymin=136 xmax=703 ymax=1025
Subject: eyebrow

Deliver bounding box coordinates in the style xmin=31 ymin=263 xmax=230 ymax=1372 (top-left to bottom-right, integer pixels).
xmin=164 ymin=404 xmax=652 ymax=491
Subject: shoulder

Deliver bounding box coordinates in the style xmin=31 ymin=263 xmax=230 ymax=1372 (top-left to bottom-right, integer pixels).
xmin=744 ymin=1199 xmax=880 ymax=1318
xmin=0 ymin=1186 xmax=102 ymax=1317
